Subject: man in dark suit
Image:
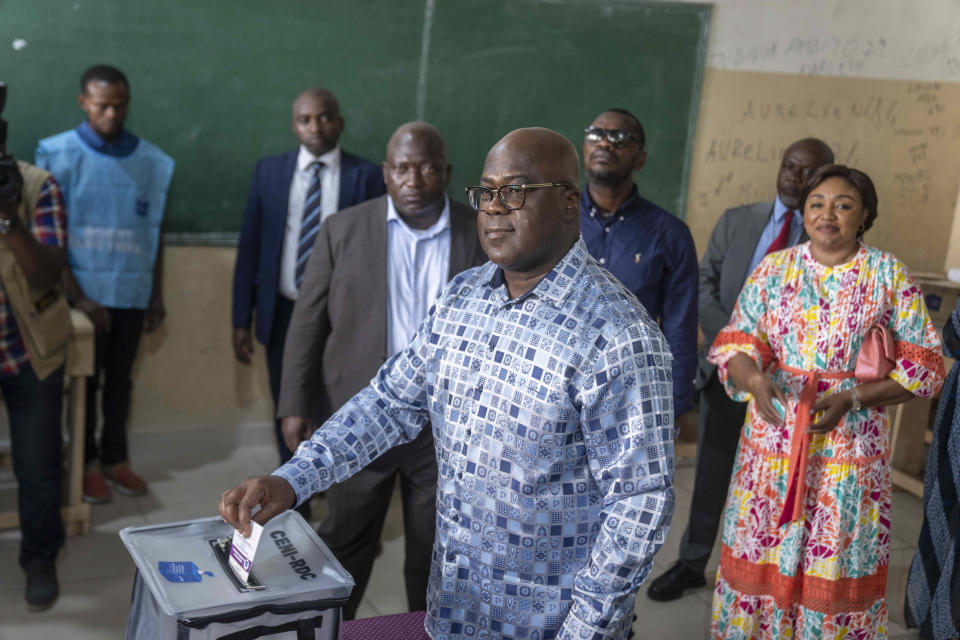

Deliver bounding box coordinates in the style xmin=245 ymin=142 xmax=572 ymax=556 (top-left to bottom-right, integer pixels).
xmin=647 ymin=138 xmax=834 ymax=601
xmin=231 ymin=87 xmax=385 ymax=465
xmin=277 ymin=122 xmax=485 ymax=619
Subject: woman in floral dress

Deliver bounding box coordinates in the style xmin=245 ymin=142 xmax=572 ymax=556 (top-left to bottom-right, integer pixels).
xmin=707 ymin=164 xmax=945 ymax=639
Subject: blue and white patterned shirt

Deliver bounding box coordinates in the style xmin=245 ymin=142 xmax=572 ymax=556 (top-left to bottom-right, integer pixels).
xmin=580 ymin=187 xmax=698 ymax=416
xmin=275 ymin=238 xmax=675 ymax=640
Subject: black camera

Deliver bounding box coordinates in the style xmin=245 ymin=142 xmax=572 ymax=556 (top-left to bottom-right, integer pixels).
xmin=0 ymin=82 xmax=25 ymax=204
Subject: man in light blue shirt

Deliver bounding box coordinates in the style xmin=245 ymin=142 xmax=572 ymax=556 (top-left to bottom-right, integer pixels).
xmin=745 ymin=195 xmax=805 ymax=275
xmin=275 ymin=122 xmax=485 ymax=619
xmin=225 ymin=127 xmax=675 ymax=639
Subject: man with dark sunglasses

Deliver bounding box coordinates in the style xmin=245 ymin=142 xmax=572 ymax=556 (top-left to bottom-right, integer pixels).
xmin=581 ymin=108 xmax=698 ymax=424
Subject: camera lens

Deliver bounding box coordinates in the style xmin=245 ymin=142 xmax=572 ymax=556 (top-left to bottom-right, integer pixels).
xmin=0 ymin=154 xmax=24 ymax=204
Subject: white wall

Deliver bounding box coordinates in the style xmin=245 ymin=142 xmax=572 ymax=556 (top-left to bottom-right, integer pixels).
xmin=676 ymin=0 xmax=960 ymax=82
xmin=673 ymin=0 xmax=960 ymax=270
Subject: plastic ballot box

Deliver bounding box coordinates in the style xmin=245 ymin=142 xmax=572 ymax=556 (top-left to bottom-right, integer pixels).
xmin=120 ymin=511 xmax=353 ymax=639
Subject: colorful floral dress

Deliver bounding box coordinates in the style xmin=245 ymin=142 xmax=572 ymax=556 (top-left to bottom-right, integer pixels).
xmin=707 ymin=243 xmax=945 ymax=639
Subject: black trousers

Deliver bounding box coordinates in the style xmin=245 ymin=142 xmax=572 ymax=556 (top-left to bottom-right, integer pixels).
xmin=4 ymin=365 xmax=65 ymax=568
xmin=266 ymin=295 xmax=296 ymax=465
xmin=267 ymin=296 xmax=313 ymax=521
xmin=85 ymin=307 xmax=145 ymax=466
xmin=318 ymin=430 xmax=438 ymax=620
xmin=677 ymin=370 xmax=748 ymax=574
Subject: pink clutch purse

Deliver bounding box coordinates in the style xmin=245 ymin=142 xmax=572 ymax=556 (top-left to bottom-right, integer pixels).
xmin=855 ymin=324 xmax=896 ymax=382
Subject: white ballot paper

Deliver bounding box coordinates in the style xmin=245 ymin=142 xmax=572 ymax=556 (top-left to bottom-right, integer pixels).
xmin=228 ymin=521 xmax=263 ymax=585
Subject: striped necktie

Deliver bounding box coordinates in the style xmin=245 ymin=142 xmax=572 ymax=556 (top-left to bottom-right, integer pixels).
xmin=295 ymin=161 xmax=324 ymax=288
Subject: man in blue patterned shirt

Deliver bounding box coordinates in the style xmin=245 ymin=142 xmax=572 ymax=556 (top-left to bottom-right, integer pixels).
xmin=220 ymin=128 xmax=675 ymax=639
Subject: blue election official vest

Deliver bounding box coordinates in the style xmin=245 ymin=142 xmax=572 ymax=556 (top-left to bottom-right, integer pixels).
xmin=36 ymin=129 xmax=174 ymax=309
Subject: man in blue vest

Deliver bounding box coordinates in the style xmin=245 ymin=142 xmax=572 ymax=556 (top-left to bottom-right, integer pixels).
xmin=36 ymin=64 xmax=173 ymax=505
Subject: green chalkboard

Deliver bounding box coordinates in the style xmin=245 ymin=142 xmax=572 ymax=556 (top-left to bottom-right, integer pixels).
xmin=1 ymin=0 xmax=709 ymax=242
xmin=424 ymin=0 xmax=711 ymax=224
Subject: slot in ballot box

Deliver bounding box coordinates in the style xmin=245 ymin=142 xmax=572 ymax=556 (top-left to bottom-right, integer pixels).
xmin=120 ymin=511 xmax=353 ymax=640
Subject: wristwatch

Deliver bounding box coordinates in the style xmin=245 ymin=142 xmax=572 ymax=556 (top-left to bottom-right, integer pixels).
xmin=849 ymin=386 xmax=863 ymax=412
xmin=0 ymin=215 xmax=19 ymax=235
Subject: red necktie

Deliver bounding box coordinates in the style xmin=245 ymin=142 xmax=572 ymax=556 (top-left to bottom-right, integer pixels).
xmin=764 ymin=210 xmax=794 ymax=256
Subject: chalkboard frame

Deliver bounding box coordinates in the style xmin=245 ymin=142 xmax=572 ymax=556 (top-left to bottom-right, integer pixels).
xmin=1 ymin=0 xmax=711 ymax=245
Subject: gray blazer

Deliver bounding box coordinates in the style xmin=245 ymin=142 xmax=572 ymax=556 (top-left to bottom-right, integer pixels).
xmin=697 ymin=201 xmax=808 ymax=384
xmin=277 ymin=194 xmax=486 ymax=436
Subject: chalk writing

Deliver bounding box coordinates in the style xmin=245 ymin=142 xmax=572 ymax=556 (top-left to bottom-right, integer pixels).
xmin=901 ymin=37 xmax=960 ymax=71
xmin=737 ymin=97 xmax=899 ymax=130
xmin=893 ymin=170 xmax=929 ymax=206
xmin=835 ymin=139 xmax=859 ymax=165
xmin=893 ymin=123 xmax=960 ymax=139
xmin=736 ymin=181 xmax=770 ymax=206
xmin=783 ymin=37 xmax=886 ymax=61
xmin=917 ymin=92 xmax=943 ymax=116
xmin=695 ymin=177 xmax=771 ymax=211
xmin=707 ymin=32 xmax=960 ymax=78
xmin=690 ymin=73 xmax=959 ymax=258
xmin=695 ymin=191 xmax=707 ymax=210
xmin=703 ymin=138 xmax=859 ymax=167
xmin=703 ymin=138 xmax=786 ymax=164
xmin=799 ymin=59 xmax=866 ymax=75
xmin=907 ymin=82 xmax=943 ymax=94
xmin=708 ymin=42 xmax=780 ymax=68
xmin=909 ymin=143 xmax=928 ymax=164
xmin=713 ymin=171 xmax=734 ymax=195
xmin=709 ymin=37 xmax=888 ymax=74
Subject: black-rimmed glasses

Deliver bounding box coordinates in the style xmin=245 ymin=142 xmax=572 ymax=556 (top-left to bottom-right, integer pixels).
xmin=584 ymin=126 xmax=640 ymax=149
xmin=464 ymin=182 xmax=571 ymax=211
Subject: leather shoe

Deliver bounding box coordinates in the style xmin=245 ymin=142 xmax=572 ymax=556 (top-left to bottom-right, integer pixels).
xmin=103 ymin=463 xmax=148 ymax=497
xmin=24 ymin=559 xmax=59 ymax=611
xmin=83 ymin=467 xmax=112 ymax=504
xmin=647 ymin=561 xmax=706 ymax=601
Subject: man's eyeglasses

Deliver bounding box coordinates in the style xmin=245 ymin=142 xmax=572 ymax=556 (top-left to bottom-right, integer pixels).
xmin=584 ymin=126 xmax=641 ymax=149
xmin=464 ymin=182 xmax=571 ymax=211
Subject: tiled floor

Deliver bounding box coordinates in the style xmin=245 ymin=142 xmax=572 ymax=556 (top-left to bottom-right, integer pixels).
xmin=0 ymin=423 xmax=924 ymax=639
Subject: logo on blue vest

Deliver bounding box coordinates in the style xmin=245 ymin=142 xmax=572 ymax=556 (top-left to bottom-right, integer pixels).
xmin=136 ymin=198 xmax=149 ymax=217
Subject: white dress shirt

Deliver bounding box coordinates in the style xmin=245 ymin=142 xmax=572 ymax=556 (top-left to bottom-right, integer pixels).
xmin=386 ymin=195 xmax=451 ymax=357
xmin=279 ymin=145 xmax=342 ymax=299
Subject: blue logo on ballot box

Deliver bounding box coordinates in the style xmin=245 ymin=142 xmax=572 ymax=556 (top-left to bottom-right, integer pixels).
xmin=158 ymin=561 xmax=214 ymax=583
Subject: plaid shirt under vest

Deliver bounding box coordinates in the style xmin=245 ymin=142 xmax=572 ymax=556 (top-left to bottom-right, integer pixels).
xmin=0 ymin=175 xmax=67 ymax=379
